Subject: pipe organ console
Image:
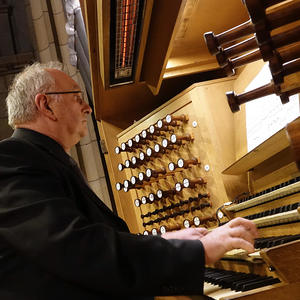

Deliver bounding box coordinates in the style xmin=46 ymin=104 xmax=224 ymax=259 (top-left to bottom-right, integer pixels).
xmin=83 ymin=0 xmax=300 ymax=298
xmin=113 ymin=69 xmax=300 ymax=300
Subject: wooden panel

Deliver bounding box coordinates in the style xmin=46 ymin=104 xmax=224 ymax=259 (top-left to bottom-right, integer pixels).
xmin=223 ymin=125 xmax=293 ymax=175
xmin=287 ymin=116 xmax=300 ymax=170
xmin=141 ymin=0 xmax=185 ymax=95
xmin=96 ymin=0 xmax=110 ymax=89
xmin=97 ymin=121 xmax=125 ymax=218
xmin=112 ymin=78 xmax=247 ymax=234
xmin=261 ymin=240 xmax=300 ymax=283
xmin=134 ymin=0 xmax=154 ymax=82
xmin=167 ymin=0 xmax=249 ymax=77
xmin=82 ymin=0 xmax=104 ymax=119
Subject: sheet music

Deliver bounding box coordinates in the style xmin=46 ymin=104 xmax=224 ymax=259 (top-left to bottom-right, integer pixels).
xmin=246 ymin=63 xmax=300 ymax=152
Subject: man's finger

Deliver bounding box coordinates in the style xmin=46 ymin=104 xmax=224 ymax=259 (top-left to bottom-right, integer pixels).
xmin=228 ymin=217 xmax=258 ymax=237
xmin=231 ymin=238 xmax=255 ymax=253
xmin=229 ymin=226 xmax=255 ymax=244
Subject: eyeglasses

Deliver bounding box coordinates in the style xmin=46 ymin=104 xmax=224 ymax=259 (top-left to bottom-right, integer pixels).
xmin=45 ymin=90 xmax=85 ymax=105
xmin=44 ymin=91 xmax=82 ymax=95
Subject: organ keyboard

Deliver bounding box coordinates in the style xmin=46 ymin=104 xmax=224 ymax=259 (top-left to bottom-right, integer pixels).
xmin=225 ymin=176 xmax=300 ymax=212
xmin=201 ymin=117 xmax=300 ymax=299
xmin=204 ymin=267 xmax=280 ymax=295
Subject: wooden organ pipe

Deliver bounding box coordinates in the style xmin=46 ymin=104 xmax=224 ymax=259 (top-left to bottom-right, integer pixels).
xmin=217 ymin=36 xmax=257 ymax=63
xmin=242 ymin=0 xmax=284 ymax=9
xmin=272 ymin=58 xmax=300 ymax=85
xmin=227 ymin=82 xmax=277 ymax=113
xmin=217 ymin=26 xmax=300 ymax=73
xmin=229 ymin=45 xmax=300 ymax=82
xmin=244 ymin=0 xmax=297 ymax=24
xmin=204 ymin=20 xmax=254 ymax=55
xmin=269 ymin=42 xmax=300 ymax=75
xmin=204 ymin=1 xmax=300 ymax=55
xmin=226 ymin=67 xmax=300 ymax=113
xmin=244 ymin=0 xmax=285 ymax=23
xmin=221 ymin=53 xmax=258 ymax=76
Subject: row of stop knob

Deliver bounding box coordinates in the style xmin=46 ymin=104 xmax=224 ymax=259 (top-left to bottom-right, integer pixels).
xmin=144 ymin=216 xmax=216 ymax=236
xmin=118 ymin=155 xmax=199 ymax=172
xmin=116 ymin=157 xmax=201 ymax=192
xmin=140 ymin=193 xmax=211 ymax=218
xmin=116 ymin=173 xmax=206 ymax=195
xmin=116 ymin=133 xmax=194 ymax=168
xmin=142 ymin=203 xmax=212 ymax=225
xmin=115 ymin=114 xmax=189 ymax=154
xmin=127 ymin=177 xmax=206 ymax=204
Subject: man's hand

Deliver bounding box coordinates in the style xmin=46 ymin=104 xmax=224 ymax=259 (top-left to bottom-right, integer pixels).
xmin=200 ymin=217 xmax=258 ymax=264
xmin=161 ymin=227 xmax=209 ymax=240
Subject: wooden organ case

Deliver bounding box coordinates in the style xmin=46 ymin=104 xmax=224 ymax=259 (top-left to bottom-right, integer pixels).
xmin=81 ymin=0 xmax=300 ymax=299
xmin=114 ymin=78 xmax=300 ymax=300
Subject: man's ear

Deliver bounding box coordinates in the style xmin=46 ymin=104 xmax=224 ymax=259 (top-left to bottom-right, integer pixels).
xmin=34 ymin=93 xmax=57 ymax=121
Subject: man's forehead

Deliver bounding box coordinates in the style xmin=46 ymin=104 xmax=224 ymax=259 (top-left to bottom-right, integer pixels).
xmin=46 ymin=68 xmax=80 ymax=89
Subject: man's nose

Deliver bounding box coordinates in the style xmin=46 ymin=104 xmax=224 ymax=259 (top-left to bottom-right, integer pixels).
xmin=83 ymin=102 xmax=92 ymax=114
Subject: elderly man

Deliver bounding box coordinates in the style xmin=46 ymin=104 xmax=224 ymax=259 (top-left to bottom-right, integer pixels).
xmin=0 ymin=62 xmax=257 ymax=300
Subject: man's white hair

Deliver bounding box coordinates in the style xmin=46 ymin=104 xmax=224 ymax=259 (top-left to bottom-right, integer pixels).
xmin=6 ymin=61 xmax=63 ymax=128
